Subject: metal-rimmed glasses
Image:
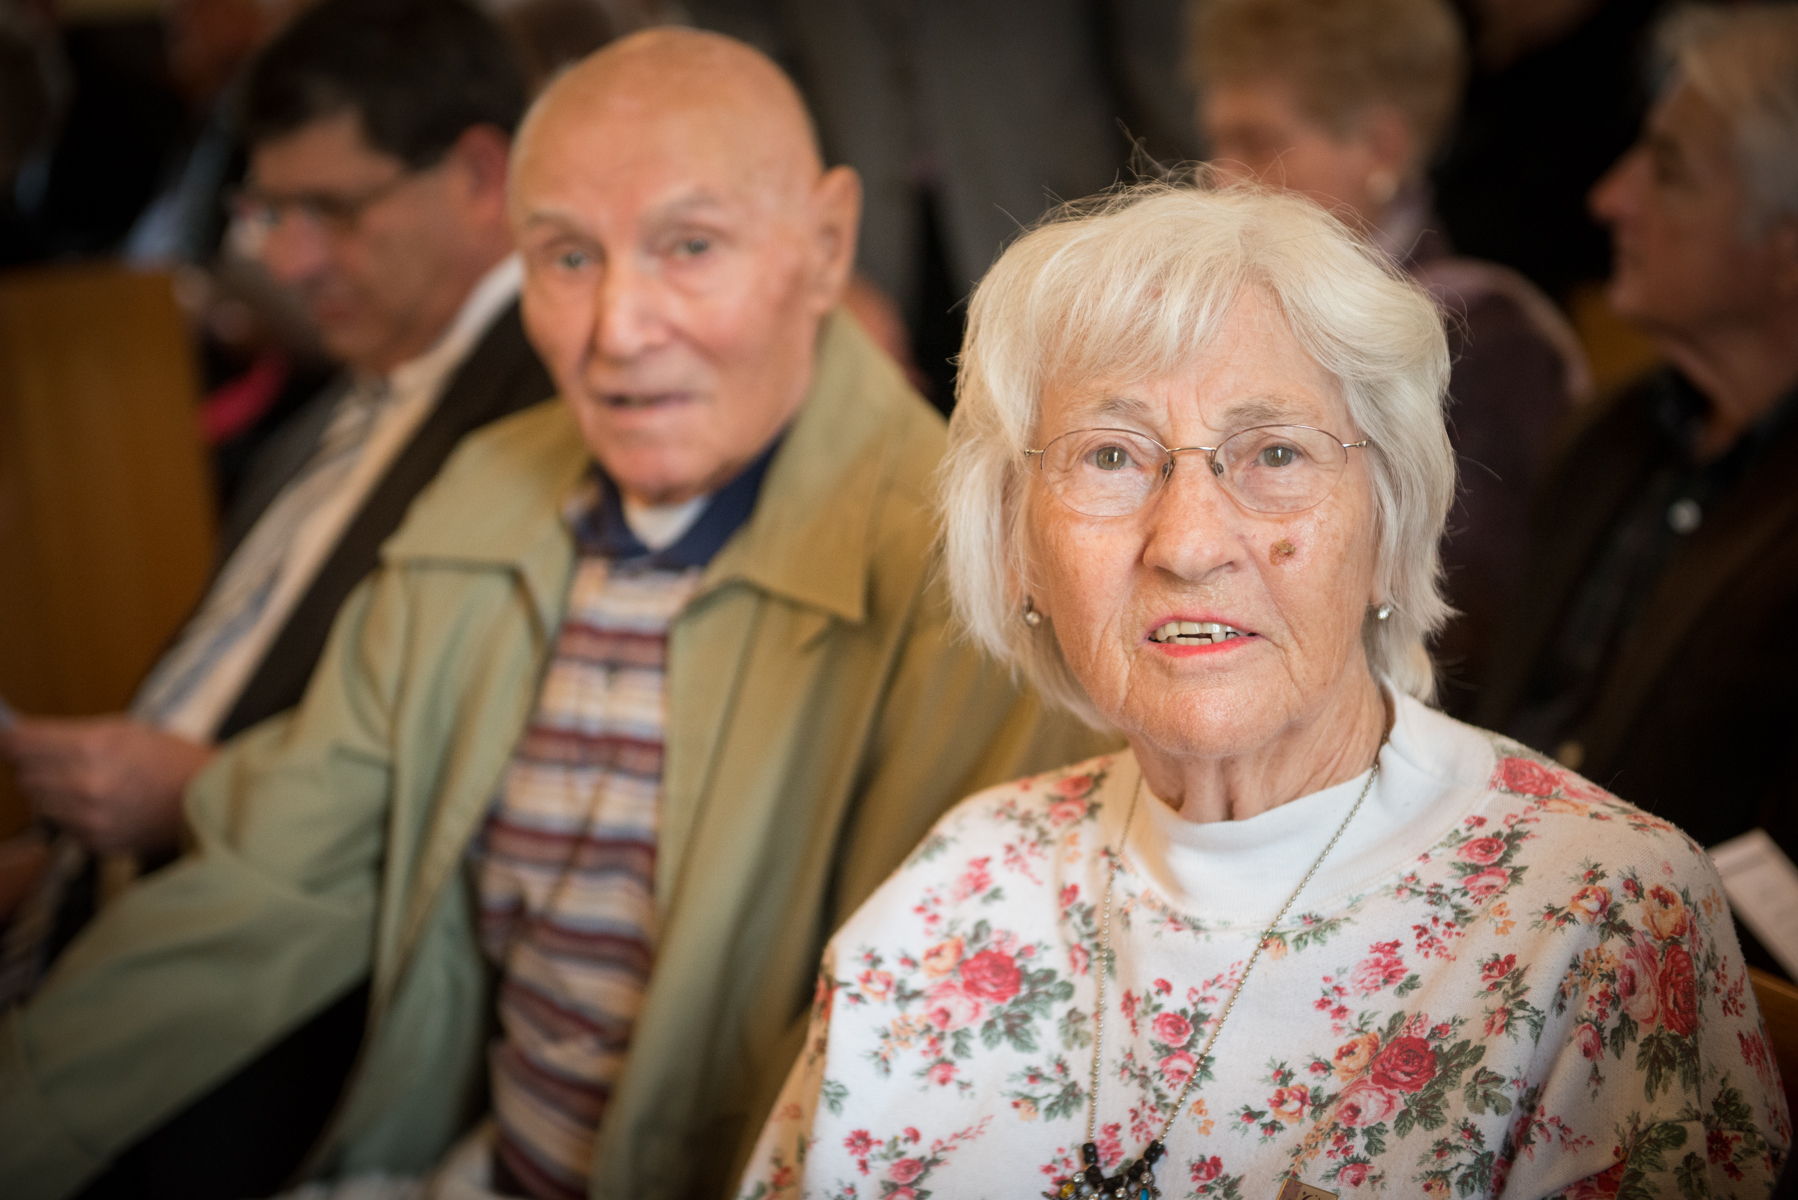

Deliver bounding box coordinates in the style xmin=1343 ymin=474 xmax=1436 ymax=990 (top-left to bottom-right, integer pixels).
xmin=1024 ymin=425 xmax=1371 ymax=518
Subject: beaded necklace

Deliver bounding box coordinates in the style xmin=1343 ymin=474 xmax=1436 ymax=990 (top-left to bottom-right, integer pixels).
xmin=1046 ymin=753 xmax=1383 ymax=1200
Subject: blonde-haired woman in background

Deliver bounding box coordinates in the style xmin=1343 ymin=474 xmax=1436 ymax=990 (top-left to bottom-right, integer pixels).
xmin=733 ymin=184 xmax=1785 ymax=1200
xmin=1191 ymin=0 xmax=1589 ymax=720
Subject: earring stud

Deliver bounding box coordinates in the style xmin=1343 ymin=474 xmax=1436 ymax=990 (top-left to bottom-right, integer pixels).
xmin=1375 ymin=603 xmax=1392 ymax=621
xmin=1023 ymin=598 xmax=1044 ymax=628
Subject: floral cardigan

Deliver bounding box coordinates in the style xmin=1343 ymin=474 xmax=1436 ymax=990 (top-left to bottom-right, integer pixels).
xmin=736 ymin=694 xmax=1789 ymax=1200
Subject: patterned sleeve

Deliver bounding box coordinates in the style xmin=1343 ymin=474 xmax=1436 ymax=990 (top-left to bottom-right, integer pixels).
xmin=1513 ymin=824 xmax=1789 ymax=1199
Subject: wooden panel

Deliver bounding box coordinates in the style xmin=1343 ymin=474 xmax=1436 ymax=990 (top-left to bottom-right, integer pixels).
xmin=1750 ymin=967 xmax=1798 ymax=1120
xmin=0 ymin=264 xmax=216 ymax=836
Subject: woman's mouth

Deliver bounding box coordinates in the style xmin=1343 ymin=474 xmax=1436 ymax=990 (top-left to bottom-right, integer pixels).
xmin=1148 ymin=620 xmax=1250 ymax=646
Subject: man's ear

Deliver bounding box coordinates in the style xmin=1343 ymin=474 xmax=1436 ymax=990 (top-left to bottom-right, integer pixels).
xmin=447 ymin=124 xmax=514 ymax=224
xmin=808 ymin=165 xmax=863 ymax=310
xmin=1359 ymin=103 xmax=1416 ymax=181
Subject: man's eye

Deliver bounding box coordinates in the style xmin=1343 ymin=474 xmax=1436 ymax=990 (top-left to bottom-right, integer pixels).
xmin=675 ymin=236 xmax=711 ymax=257
xmin=556 ymin=248 xmax=592 ymax=270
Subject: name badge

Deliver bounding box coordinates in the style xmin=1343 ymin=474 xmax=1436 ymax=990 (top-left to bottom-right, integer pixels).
xmin=1275 ymin=1182 xmax=1339 ymax=1200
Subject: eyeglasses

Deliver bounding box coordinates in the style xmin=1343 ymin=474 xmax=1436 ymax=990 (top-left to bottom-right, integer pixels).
xmin=230 ymin=169 xmax=423 ymax=236
xmin=1024 ymin=425 xmax=1371 ymax=518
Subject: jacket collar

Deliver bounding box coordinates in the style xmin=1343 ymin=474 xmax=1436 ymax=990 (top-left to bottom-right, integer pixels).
xmin=382 ymin=309 xmax=910 ymax=630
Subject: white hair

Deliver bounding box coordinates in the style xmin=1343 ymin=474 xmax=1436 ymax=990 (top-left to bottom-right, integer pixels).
xmin=1658 ymin=4 xmax=1798 ymax=237
xmin=939 ymin=181 xmax=1456 ymax=727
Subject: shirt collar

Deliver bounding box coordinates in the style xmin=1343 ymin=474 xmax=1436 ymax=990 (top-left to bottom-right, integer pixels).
xmin=566 ymin=435 xmax=784 ymax=571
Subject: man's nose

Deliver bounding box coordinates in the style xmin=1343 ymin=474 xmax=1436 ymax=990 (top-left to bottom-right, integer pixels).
xmin=257 ymin=214 xmax=331 ymax=287
xmin=1589 ymin=147 xmax=1645 ymax=226
xmin=592 ymin=259 xmax=666 ymax=362
xmin=1140 ymin=452 xmax=1241 ymax=580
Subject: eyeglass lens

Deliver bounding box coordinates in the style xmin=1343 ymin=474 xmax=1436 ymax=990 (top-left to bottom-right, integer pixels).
xmin=1037 ymin=426 xmax=1354 ymax=517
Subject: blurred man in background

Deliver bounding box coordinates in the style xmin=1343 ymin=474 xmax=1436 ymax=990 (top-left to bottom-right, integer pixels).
xmin=0 ymin=0 xmax=551 ymax=1019
xmin=1479 ymin=4 xmax=1798 ymax=977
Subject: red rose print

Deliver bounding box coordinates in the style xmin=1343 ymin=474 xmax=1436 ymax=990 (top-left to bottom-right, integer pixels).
xmin=1569 ymin=885 xmax=1611 ymax=924
xmin=1190 ymin=1156 xmax=1223 ymax=1184
xmin=1369 ymin=1036 xmax=1438 ymax=1092
xmin=1159 ymin=1051 xmax=1197 ymax=1088
xmin=1617 ymin=934 xmax=1661 ymax=1026
xmin=1564 ymin=1161 xmax=1626 ymax=1200
xmin=1576 ymin=1023 xmax=1602 ymax=1060
xmin=1048 ymin=798 xmax=1088 ymax=825
xmin=1335 ymin=1079 xmax=1402 ymax=1127
xmin=1068 ymin=943 xmax=1090 ymax=976
xmin=927 ymin=1060 xmax=957 ymax=1085
xmin=1338 ymin=1161 xmax=1370 ymax=1187
xmin=922 ymin=980 xmax=984 ymax=1031
xmin=1350 ymin=941 xmax=1408 ymax=995
xmin=888 ymin=1190 xmax=918 ymax=1200
xmin=1152 ymin=1011 xmax=1194 ymax=1047
xmin=1495 ymin=756 xmax=1559 ymax=796
xmin=1462 ymin=867 xmax=1512 ymax=900
xmin=845 ymin=1130 xmax=873 ymax=1156
xmin=1659 ymin=943 xmax=1698 ymax=1036
xmin=1457 ymin=836 xmax=1508 ymax=865
xmin=1480 ymin=953 xmax=1517 ymax=990
xmin=888 ymin=1157 xmax=924 ymax=1184
xmin=958 ymin=948 xmax=1022 ymax=1003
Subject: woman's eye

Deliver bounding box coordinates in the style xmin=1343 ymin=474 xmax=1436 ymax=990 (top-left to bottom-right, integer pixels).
xmin=1092 ymin=445 xmax=1132 ymax=471
xmin=1258 ymin=444 xmax=1297 ymax=468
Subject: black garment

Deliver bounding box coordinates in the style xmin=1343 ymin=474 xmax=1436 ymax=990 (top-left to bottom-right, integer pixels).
xmin=214 ymin=301 xmax=554 ymax=741
xmin=1477 ymin=367 xmax=1798 ymax=977
xmin=73 ymin=300 xmax=554 ymax=1200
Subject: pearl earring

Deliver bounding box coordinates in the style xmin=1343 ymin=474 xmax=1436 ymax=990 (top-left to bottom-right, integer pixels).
xmin=1023 ymin=598 xmax=1044 ymax=628
xmin=1375 ymin=603 xmax=1393 ymax=621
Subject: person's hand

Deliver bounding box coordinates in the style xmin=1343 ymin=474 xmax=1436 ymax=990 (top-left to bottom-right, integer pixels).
xmin=0 ymin=716 xmax=216 ymax=856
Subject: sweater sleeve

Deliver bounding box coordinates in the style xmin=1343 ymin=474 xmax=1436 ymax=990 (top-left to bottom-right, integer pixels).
xmin=0 ymin=569 xmax=412 ymax=1200
xmin=1507 ymin=833 xmax=1789 ymax=1199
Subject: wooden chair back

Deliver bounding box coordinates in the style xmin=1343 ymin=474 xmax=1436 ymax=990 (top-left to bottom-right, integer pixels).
xmin=1750 ymin=967 xmax=1798 ymax=1120
xmin=0 ymin=263 xmax=216 ymax=837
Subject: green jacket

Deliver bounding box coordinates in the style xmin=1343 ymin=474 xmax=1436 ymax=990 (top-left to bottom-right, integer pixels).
xmin=0 ymin=312 xmax=1111 ymax=1200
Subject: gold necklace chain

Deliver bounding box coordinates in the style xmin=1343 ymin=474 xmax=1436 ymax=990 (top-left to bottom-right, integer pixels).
xmin=1055 ymin=752 xmax=1382 ymax=1199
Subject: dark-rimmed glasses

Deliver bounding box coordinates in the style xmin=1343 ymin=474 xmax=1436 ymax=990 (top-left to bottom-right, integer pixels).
xmin=230 ymin=169 xmax=424 ymax=236
xmin=1024 ymin=425 xmax=1370 ymax=517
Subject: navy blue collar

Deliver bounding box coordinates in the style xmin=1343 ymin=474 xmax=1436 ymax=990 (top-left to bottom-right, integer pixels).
xmin=568 ymin=435 xmax=783 ymax=570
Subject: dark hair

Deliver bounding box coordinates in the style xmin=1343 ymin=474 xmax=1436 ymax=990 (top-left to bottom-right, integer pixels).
xmin=242 ymin=0 xmax=528 ymax=168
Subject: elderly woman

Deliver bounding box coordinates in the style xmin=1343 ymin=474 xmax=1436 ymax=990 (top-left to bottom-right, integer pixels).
xmin=1190 ymin=0 xmax=1588 ymax=718
xmin=733 ymin=186 xmax=1787 ymax=1200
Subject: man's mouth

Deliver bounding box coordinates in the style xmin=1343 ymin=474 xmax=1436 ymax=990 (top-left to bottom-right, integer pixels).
xmin=603 ymin=392 xmax=689 ymax=409
xmin=1149 ymin=620 xmax=1250 ymax=646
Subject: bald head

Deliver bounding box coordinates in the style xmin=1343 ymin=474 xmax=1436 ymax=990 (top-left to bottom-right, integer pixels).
xmin=507 ymin=26 xmax=863 ymax=507
xmin=515 ymin=27 xmax=825 ymax=215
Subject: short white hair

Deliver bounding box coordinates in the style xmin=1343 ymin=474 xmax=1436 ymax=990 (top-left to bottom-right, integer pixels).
xmin=940 ymin=181 xmax=1455 ymax=727
xmin=1658 ymin=4 xmax=1798 ymax=237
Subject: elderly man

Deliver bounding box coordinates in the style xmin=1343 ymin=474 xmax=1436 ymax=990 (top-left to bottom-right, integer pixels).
xmin=0 ymin=0 xmax=550 ymax=992
xmin=0 ymin=27 xmax=1104 ymax=1200
xmin=1479 ymin=6 xmax=1798 ymax=966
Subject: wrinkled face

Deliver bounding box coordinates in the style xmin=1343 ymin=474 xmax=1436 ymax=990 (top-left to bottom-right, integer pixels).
xmin=512 ymin=100 xmax=837 ymax=506
xmin=1591 ymin=82 xmax=1780 ymax=339
xmin=1024 ymin=290 xmax=1381 ymax=763
xmin=1201 ymin=80 xmax=1385 ymax=226
xmin=249 ymin=112 xmax=480 ymax=375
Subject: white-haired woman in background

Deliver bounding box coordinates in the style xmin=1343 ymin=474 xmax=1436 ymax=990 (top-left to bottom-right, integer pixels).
xmin=734 ymin=185 xmax=1786 ymax=1200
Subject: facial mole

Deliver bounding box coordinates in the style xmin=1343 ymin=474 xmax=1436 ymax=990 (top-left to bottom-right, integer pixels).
xmin=1270 ymin=539 xmax=1297 ymax=564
